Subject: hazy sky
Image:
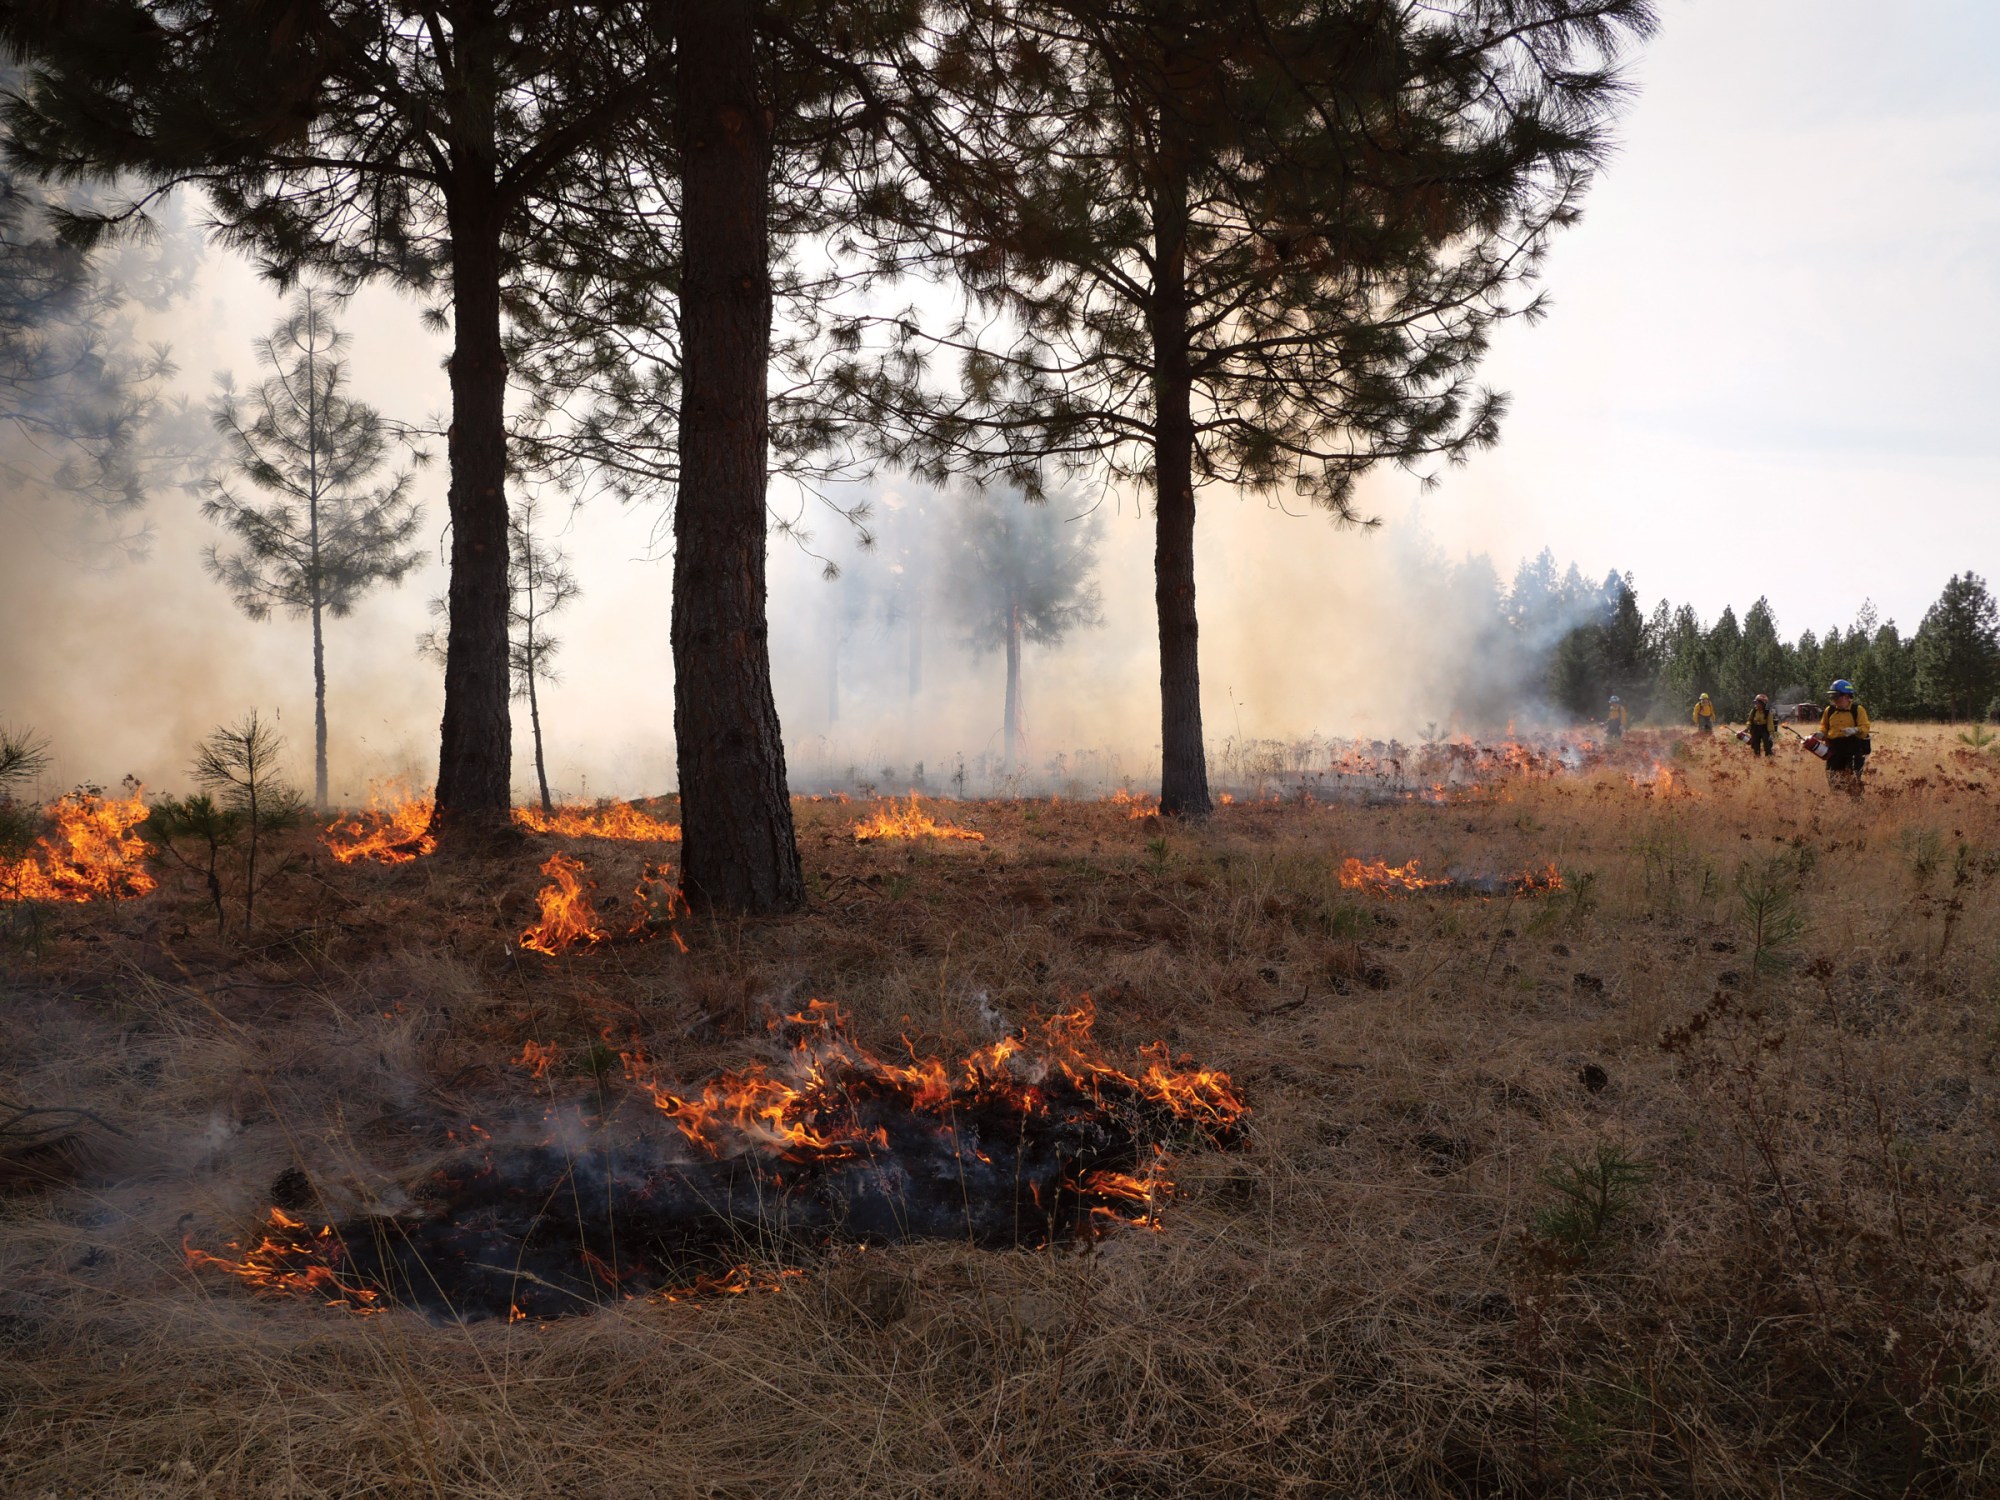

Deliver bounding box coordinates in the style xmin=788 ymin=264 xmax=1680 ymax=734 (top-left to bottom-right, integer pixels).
xmin=6 ymin=0 xmax=1997 ymax=795
xmin=1411 ymin=0 xmax=2000 ymax=637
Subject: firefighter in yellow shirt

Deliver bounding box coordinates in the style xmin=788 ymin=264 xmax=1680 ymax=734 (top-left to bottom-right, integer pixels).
xmin=1819 ymin=679 xmax=1871 ymax=791
xmin=1692 ymin=693 xmax=1717 ymax=735
xmin=1605 ymin=695 xmax=1628 ymax=740
xmin=1744 ymin=693 xmax=1776 ymax=757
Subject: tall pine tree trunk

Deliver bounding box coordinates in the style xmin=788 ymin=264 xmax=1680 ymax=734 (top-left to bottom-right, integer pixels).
xmin=431 ymin=27 xmax=514 ymax=843
xmin=311 ymin=600 xmax=328 ymax=815
xmin=1003 ymin=588 xmax=1021 ymax=773
xmin=1149 ymin=145 xmax=1211 ymax=817
xmin=525 ymin=615 xmax=553 ymax=814
xmin=907 ymin=598 xmax=923 ymax=697
xmin=671 ymin=0 xmax=804 ymax=914
xmin=305 ymin=296 xmax=328 ymax=816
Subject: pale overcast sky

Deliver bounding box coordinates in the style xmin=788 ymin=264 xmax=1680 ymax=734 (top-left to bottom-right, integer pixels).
xmin=1413 ymin=0 xmax=2000 ymax=637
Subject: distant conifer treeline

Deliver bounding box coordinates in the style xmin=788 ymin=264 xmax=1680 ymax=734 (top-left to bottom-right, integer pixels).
xmin=1535 ymin=561 xmax=2000 ymax=723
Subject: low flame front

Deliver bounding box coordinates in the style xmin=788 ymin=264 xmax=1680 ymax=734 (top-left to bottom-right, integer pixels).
xmin=0 ymin=791 xmax=157 ymax=902
xmin=518 ymin=856 xmax=689 ymax=955
xmin=851 ymin=795 xmax=985 ymax=843
xmin=187 ymin=997 xmax=1243 ymax=1321
xmin=323 ymin=784 xmax=435 ymax=864
xmin=1109 ymin=788 xmax=1160 ymax=820
xmin=514 ymin=802 xmax=682 ymax=841
xmin=1340 ymin=856 xmax=1566 ymax=899
xmin=1340 ymin=857 xmax=1451 ymax=894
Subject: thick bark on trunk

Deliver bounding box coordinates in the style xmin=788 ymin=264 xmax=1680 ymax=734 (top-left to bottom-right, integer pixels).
xmin=1003 ymin=590 xmax=1021 ymax=773
xmin=431 ymin=33 xmax=514 ymax=844
xmin=1150 ymin=149 xmax=1211 ymax=817
xmin=671 ymin=0 xmax=804 ymax=914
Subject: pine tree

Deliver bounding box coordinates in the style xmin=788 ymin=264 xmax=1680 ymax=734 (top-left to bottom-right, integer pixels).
xmin=1729 ymin=597 xmax=1789 ymax=713
xmin=1600 ymin=576 xmax=1653 ymax=712
xmin=1 ymin=3 xmax=678 ymax=843
xmin=868 ymin=0 xmax=1653 ymax=815
xmin=420 ymin=497 xmax=580 ymax=816
xmin=0 ymin=73 xmax=204 ymax=536
xmin=943 ymin=489 xmax=1105 ymax=773
xmin=203 ymin=292 xmax=423 ymax=813
xmin=505 ymin=501 xmax=580 ymax=816
xmin=1915 ymin=572 xmax=2000 ymax=720
xmin=1863 ymin=621 xmax=1919 ymax=719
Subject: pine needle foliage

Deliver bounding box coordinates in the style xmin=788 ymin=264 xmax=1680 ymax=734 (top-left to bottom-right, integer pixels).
xmin=203 ymin=291 xmax=422 ymax=812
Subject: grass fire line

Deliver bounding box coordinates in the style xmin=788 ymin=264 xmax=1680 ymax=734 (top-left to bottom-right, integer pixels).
xmin=184 ymin=998 xmax=1246 ymax=1322
xmin=15 ymin=726 xmax=2000 ymax=1497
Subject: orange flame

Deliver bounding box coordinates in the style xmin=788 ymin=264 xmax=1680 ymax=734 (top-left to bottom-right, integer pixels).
xmin=323 ymin=782 xmax=435 ymax=864
xmin=1513 ymin=863 xmax=1566 ymax=893
xmin=621 ymin=995 xmax=1246 ymax=1165
xmin=0 ymin=791 xmax=158 ymax=903
xmin=515 ymin=1039 xmax=562 ymax=1079
xmin=1109 ymin=788 xmax=1160 ymax=820
xmin=514 ymin=802 xmax=682 ymax=842
xmin=628 ymin=864 xmax=691 ymax=953
xmin=1628 ymin=764 xmax=1697 ymax=799
xmin=189 ymin=997 xmax=1245 ymax=1316
xmin=519 ymin=853 xmax=607 ymax=955
xmin=851 ymin=795 xmax=985 ymax=843
xmin=1338 ymin=857 xmax=1452 ymax=895
xmin=183 ymin=1208 xmax=382 ymax=1314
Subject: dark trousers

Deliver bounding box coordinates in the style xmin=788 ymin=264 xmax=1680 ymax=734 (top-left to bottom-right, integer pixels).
xmin=1825 ymin=735 xmax=1869 ymax=790
xmin=1748 ymin=725 xmax=1773 ymax=757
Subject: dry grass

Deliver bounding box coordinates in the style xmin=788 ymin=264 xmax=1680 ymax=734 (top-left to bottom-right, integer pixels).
xmin=3 ymin=729 xmax=1999 ymax=1497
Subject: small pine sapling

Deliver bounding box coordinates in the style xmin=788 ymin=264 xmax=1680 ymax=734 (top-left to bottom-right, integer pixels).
xmin=1735 ymin=857 xmax=1807 ymax=981
xmin=0 ymin=725 xmax=51 ymax=854
xmin=152 ymin=713 xmax=305 ymax=934
xmin=1531 ymin=1144 xmax=1656 ymax=1256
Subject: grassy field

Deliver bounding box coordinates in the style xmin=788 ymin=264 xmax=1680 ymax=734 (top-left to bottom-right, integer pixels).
xmin=3 ymin=726 xmax=1998 ymax=1498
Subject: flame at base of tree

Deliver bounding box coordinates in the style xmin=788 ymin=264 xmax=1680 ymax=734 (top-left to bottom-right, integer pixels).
xmin=323 ymin=783 xmax=435 ymax=863
xmin=1109 ymin=788 xmax=1160 ymax=820
xmin=851 ymin=795 xmax=985 ymax=843
xmin=514 ymin=802 xmax=682 ymax=841
xmin=0 ymin=791 xmax=157 ymax=902
xmin=187 ymin=997 xmax=1243 ymax=1322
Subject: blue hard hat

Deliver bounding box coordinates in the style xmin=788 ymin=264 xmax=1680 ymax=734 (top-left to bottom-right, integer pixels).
xmin=1609 ymin=695 xmax=1621 ymax=704
xmin=1830 ymin=679 xmax=1855 ymax=696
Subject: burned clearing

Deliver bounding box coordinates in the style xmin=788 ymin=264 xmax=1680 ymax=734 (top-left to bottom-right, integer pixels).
xmin=4 ymin=728 xmax=1999 ymax=1497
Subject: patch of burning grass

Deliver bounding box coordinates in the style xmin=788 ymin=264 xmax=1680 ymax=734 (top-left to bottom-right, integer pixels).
xmin=4 ymin=728 xmax=2000 ymax=1495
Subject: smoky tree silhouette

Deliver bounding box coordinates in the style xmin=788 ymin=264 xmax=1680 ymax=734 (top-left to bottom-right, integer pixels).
xmin=0 ymin=77 xmax=205 ymax=542
xmin=422 ymin=497 xmax=580 ymax=815
xmin=943 ymin=490 xmax=1105 ymax=773
xmin=203 ymin=292 xmax=424 ymax=813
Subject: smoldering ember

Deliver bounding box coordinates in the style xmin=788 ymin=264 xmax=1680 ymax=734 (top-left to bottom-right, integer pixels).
xmin=7 ymin=3 xmax=2000 ymax=1498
